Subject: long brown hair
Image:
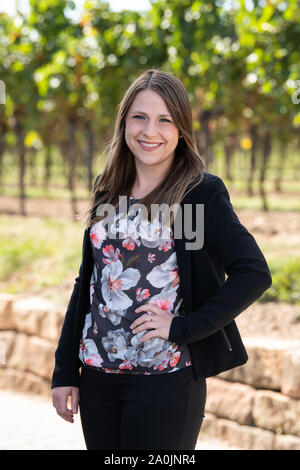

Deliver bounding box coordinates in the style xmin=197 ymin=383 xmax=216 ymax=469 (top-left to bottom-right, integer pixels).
xmin=81 ymin=68 xmax=206 ymax=229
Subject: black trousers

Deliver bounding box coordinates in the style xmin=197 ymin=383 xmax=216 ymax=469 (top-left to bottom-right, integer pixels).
xmin=79 ymin=364 xmax=206 ymax=450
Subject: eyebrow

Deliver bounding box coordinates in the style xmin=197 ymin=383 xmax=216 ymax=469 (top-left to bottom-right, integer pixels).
xmin=130 ymin=110 xmax=171 ymax=117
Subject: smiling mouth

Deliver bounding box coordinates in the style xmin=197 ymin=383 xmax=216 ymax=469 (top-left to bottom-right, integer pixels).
xmin=137 ymin=141 xmax=163 ymax=150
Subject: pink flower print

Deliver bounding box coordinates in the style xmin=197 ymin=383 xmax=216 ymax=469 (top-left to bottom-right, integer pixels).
xmin=93 ymin=321 xmax=98 ymax=335
xmin=170 ymin=267 xmax=180 ymax=288
xmin=90 ymin=222 xmax=106 ymax=249
xmin=152 ymin=297 xmax=173 ymax=312
xmin=101 ymin=259 xmax=140 ymax=310
xmin=79 ymin=338 xmax=86 ymax=352
xmin=185 ymin=361 xmax=192 ymax=366
xmin=80 ymin=338 xmax=103 ymax=367
xmin=86 ymin=355 xmax=102 ymax=367
xmin=148 ymin=253 xmax=156 ymax=263
xmin=169 ymin=351 xmax=180 ymax=367
xmin=119 ymin=218 xmax=141 ymax=251
xmin=158 ymin=239 xmax=173 ymax=252
xmin=156 ymin=359 xmax=168 ymax=371
xmin=136 ymin=287 xmax=150 ymax=302
xmin=146 ymin=252 xmax=178 ymax=289
xmin=119 ymin=360 xmax=134 ymax=370
xmin=102 ymin=244 xmax=121 ymax=265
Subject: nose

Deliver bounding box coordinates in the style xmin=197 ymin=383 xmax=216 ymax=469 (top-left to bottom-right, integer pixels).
xmin=141 ymin=119 xmax=159 ymax=139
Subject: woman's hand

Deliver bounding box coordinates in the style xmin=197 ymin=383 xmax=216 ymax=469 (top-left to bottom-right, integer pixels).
xmin=52 ymin=386 xmax=79 ymax=423
xmin=130 ymin=303 xmax=174 ymax=342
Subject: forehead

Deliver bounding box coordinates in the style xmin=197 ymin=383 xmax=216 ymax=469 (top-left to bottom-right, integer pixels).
xmin=128 ymin=89 xmax=169 ymax=114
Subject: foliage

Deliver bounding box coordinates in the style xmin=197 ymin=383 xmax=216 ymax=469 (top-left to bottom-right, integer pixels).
xmin=260 ymin=257 xmax=300 ymax=305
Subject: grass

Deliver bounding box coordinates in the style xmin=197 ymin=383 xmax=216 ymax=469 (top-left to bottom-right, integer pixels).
xmin=0 ymin=215 xmax=84 ymax=296
xmin=229 ymin=194 xmax=300 ymax=212
xmin=260 ymin=257 xmax=300 ymax=305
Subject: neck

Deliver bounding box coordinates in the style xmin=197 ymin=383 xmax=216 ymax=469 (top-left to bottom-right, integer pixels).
xmin=131 ymin=161 xmax=172 ymax=198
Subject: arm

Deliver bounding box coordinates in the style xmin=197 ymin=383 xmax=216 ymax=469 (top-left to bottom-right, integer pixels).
xmin=51 ymin=259 xmax=83 ymax=388
xmin=51 ymin=174 xmax=101 ymax=389
xmin=168 ymin=176 xmax=272 ymax=345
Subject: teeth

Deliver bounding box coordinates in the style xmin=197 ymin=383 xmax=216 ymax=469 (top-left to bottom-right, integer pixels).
xmin=139 ymin=142 xmax=161 ymax=148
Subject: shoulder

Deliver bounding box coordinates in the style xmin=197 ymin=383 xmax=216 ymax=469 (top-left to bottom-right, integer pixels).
xmin=187 ymin=171 xmax=230 ymax=203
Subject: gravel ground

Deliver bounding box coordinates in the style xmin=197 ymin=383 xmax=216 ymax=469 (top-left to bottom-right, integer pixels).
xmin=0 ymin=390 xmax=239 ymax=451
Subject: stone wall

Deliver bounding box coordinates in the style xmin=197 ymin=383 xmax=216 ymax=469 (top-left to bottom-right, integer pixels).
xmin=0 ymin=293 xmax=300 ymax=450
xmin=201 ymin=337 xmax=300 ymax=449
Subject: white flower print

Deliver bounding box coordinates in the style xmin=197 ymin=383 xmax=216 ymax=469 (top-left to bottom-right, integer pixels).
xmin=149 ymin=284 xmax=178 ymax=313
xmin=90 ymin=221 xmax=107 ymax=249
xmin=109 ymin=212 xmax=130 ymax=237
xmin=98 ymin=302 xmax=127 ymax=326
xmin=136 ymin=287 xmax=150 ymax=302
xmin=121 ymin=218 xmax=141 ymax=251
xmin=102 ymin=328 xmax=133 ymax=362
xmin=146 ymin=252 xmax=179 ymax=289
xmin=90 ymin=263 xmax=98 ymax=304
xmin=102 ymin=244 xmax=122 ymax=264
xmin=79 ymin=199 xmax=193 ymax=374
xmin=82 ymin=312 xmax=92 ymax=339
xmin=101 ymin=259 xmax=141 ymax=310
xmin=80 ymin=338 xmax=104 ymax=367
xmin=138 ymin=215 xmax=162 ymax=248
xmin=130 ymin=333 xmax=173 ymax=369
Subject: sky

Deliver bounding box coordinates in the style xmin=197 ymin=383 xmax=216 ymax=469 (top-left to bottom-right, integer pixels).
xmin=0 ymin=0 xmax=152 ymax=17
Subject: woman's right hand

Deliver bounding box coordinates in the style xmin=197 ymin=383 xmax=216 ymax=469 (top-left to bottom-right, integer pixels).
xmin=52 ymin=386 xmax=79 ymax=423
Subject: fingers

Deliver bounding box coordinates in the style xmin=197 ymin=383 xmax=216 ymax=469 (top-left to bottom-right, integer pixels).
xmin=71 ymin=387 xmax=79 ymax=414
xmin=140 ymin=329 xmax=157 ymax=342
xmin=130 ymin=313 xmax=156 ymax=333
xmin=52 ymin=387 xmax=79 ymax=423
xmin=135 ymin=304 xmax=160 ymax=316
xmin=131 ymin=320 xmax=155 ymax=335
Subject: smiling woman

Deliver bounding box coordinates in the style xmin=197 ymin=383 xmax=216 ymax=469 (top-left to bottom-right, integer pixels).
xmin=51 ymin=68 xmax=272 ymax=451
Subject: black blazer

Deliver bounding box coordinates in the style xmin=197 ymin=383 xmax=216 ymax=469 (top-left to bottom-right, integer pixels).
xmin=51 ymin=171 xmax=272 ymax=388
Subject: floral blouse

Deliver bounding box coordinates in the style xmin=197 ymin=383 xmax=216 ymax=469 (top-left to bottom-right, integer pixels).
xmin=79 ymin=196 xmax=192 ymax=374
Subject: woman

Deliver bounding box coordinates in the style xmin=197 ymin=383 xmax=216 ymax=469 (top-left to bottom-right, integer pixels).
xmin=51 ymin=68 xmax=272 ymax=450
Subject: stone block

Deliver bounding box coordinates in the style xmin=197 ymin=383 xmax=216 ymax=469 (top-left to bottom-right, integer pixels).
xmin=252 ymin=390 xmax=300 ymax=437
xmin=199 ymin=412 xmax=217 ymax=437
xmin=274 ymin=433 xmax=300 ymax=450
xmin=5 ymin=332 xmax=56 ymax=380
xmin=205 ymin=377 xmax=255 ymax=425
xmin=11 ymin=296 xmax=64 ymax=341
xmin=215 ymin=418 xmax=275 ymax=450
xmin=0 ymin=331 xmax=17 ymax=367
xmin=0 ymin=293 xmax=16 ymax=330
xmin=281 ymin=347 xmax=300 ymax=398
xmin=219 ymin=337 xmax=300 ymax=392
xmin=0 ymin=367 xmax=51 ymax=396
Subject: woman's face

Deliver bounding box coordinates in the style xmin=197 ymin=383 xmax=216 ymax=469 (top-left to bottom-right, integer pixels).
xmin=125 ymin=89 xmax=180 ymax=170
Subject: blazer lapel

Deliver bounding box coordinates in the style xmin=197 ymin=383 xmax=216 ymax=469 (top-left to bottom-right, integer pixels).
xmin=172 ymin=195 xmax=193 ymax=312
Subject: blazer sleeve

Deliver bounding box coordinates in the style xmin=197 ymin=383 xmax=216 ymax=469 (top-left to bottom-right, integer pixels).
xmin=51 ymin=175 xmax=100 ymax=389
xmin=51 ymin=260 xmax=83 ymax=388
xmin=168 ymin=175 xmax=272 ymax=345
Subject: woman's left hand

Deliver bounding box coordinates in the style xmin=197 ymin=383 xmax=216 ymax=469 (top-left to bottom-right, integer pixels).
xmin=130 ymin=303 xmax=174 ymax=342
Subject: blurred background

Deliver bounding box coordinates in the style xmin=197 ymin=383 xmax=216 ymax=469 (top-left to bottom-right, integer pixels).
xmin=0 ymin=0 xmax=299 ymax=451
